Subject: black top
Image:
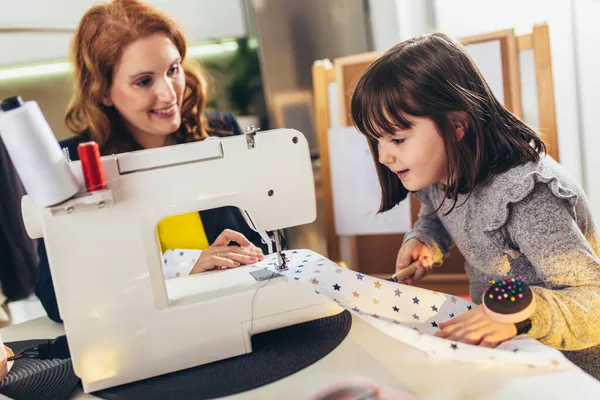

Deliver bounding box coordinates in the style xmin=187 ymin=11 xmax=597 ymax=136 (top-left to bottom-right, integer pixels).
xmin=36 ymin=112 xmax=283 ymax=322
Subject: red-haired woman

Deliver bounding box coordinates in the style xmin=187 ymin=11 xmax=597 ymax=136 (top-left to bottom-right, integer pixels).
xmin=36 ymin=0 xmax=270 ymax=322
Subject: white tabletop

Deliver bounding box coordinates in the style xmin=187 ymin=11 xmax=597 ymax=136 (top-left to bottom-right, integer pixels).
xmin=1 ymin=315 xmax=599 ymax=400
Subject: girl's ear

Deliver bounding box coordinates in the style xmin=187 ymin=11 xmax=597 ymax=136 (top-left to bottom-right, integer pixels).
xmin=456 ymin=125 xmax=465 ymax=141
xmin=451 ymin=111 xmax=468 ymax=142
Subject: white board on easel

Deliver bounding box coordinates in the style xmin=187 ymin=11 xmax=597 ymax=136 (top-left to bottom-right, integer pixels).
xmin=465 ymin=39 xmax=539 ymax=128
xmin=327 ymin=125 xmax=412 ymax=236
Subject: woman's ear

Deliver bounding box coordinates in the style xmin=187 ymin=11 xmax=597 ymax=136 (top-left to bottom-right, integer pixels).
xmin=102 ymin=94 xmax=113 ymax=107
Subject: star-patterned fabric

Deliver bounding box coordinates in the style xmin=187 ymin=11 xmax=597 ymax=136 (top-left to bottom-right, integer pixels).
xmin=259 ymin=249 xmax=575 ymax=370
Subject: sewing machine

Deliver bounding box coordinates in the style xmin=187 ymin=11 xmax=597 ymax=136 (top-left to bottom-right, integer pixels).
xmin=20 ymin=128 xmax=342 ymax=392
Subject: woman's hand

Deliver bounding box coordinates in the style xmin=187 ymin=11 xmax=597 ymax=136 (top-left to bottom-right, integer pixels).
xmin=395 ymin=238 xmax=434 ymax=284
xmin=190 ymin=229 xmax=264 ymax=273
xmin=434 ymin=304 xmax=518 ymax=347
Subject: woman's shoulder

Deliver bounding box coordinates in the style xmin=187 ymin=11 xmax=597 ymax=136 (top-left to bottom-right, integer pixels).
xmin=58 ymin=133 xmax=91 ymax=162
xmin=58 ymin=134 xmax=87 ymax=147
xmin=204 ymin=111 xmax=243 ymax=137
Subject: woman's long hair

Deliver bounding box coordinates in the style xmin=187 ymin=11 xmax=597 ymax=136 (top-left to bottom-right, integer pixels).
xmin=65 ymin=0 xmax=210 ymax=154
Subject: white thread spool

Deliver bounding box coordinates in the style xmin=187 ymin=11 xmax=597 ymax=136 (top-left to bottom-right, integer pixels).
xmin=0 ymin=97 xmax=79 ymax=207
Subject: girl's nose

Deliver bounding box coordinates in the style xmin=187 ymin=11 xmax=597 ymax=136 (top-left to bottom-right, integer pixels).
xmin=379 ymin=149 xmax=395 ymax=165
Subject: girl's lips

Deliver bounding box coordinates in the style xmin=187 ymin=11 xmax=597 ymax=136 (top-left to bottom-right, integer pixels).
xmin=396 ymin=169 xmax=409 ymax=180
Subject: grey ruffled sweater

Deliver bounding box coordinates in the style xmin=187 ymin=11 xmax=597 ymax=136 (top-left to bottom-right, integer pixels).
xmin=404 ymin=156 xmax=600 ymax=379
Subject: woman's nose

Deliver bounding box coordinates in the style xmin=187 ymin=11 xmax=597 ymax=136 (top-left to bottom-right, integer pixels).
xmin=155 ymin=79 xmax=176 ymax=102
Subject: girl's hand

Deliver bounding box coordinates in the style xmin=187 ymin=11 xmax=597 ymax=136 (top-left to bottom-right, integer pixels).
xmin=190 ymin=229 xmax=264 ymax=273
xmin=434 ymin=304 xmax=518 ymax=347
xmin=396 ymin=238 xmax=434 ymax=284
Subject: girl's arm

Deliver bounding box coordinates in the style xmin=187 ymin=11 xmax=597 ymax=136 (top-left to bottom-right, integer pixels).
xmin=508 ymin=185 xmax=600 ymax=350
xmin=403 ymin=192 xmax=454 ymax=265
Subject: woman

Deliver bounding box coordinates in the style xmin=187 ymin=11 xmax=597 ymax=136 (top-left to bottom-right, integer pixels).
xmin=36 ymin=0 xmax=276 ymax=323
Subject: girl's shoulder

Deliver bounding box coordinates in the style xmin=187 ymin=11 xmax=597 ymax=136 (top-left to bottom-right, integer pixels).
xmin=479 ymin=156 xmax=587 ymax=232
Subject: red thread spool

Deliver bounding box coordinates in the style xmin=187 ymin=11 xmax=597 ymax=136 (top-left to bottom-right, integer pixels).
xmin=78 ymin=142 xmax=106 ymax=192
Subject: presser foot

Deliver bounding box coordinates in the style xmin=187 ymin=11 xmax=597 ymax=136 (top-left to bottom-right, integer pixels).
xmin=273 ymin=230 xmax=288 ymax=271
xmin=275 ymin=253 xmax=289 ymax=271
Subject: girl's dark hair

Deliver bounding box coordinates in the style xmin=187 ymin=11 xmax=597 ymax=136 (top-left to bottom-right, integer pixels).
xmin=351 ymin=33 xmax=546 ymax=214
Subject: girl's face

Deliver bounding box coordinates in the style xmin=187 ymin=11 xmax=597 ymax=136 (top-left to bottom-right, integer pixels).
xmin=377 ymin=115 xmax=448 ymax=191
xmin=103 ymin=33 xmax=185 ymax=149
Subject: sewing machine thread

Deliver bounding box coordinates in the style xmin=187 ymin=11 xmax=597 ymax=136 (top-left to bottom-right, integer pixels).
xmin=0 ymin=97 xmax=79 ymax=206
xmin=78 ymin=142 xmax=107 ymax=192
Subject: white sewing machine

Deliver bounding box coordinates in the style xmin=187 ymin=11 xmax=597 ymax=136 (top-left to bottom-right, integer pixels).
xmin=20 ymin=128 xmax=341 ymax=392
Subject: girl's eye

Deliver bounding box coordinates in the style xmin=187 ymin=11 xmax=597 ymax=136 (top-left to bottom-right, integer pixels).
xmin=135 ymin=77 xmax=151 ymax=87
xmin=391 ymin=138 xmax=405 ymax=145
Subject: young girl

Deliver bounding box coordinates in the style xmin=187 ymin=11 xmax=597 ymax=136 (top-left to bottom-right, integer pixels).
xmin=351 ymin=33 xmax=600 ymax=379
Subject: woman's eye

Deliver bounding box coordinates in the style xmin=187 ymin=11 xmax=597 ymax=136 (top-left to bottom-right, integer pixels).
xmin=168 ymin=65 xmax=180 ymax=75
xmin=391 ymin=138 xmax=405 ymax=145
xmin=135 ymin=77 xmax=151 ymax=87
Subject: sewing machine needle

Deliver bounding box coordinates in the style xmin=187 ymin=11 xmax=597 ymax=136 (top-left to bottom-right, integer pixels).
xmin=273 ymin=230 xmax=287 ymax=270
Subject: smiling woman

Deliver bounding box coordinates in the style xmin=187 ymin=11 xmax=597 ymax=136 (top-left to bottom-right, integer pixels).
xmin=64 ymin=0 xmax=211 ymax=154
xmin=101 ymin=33 xmax=186 ymax=149
xmin=35 ymin=0 xmax=275 ymax=324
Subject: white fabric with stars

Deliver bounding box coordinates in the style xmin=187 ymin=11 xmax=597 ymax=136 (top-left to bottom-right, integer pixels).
xmin=162 ymin=249 xmax=201 ymax=280
xmin=260 ymin=249 xmax=575 ymax=370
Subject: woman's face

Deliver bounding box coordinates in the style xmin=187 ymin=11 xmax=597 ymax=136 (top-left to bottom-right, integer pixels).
xmin=104 ymin=33 xmax=185 ymax=149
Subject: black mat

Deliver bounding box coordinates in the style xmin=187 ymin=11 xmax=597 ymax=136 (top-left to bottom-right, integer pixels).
xmin=0 ymin=339 xmax=80 ymax=400
xmin=0 ymin=311 xmax=351 ymax=400
xmin=94 ymin=310 xmax=352 ymax=400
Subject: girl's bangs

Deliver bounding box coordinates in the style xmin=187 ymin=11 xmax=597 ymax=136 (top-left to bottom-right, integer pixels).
xmin=351 ymin=62 xmax=417 ymax=140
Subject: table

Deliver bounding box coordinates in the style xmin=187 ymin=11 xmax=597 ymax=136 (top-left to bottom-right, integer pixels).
xmin=2 ymin=316 xmax=599 ymax=399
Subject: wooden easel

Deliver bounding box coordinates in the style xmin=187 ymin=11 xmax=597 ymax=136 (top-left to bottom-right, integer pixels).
xmin=312 ymin=25 xmax=558 ymax=295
